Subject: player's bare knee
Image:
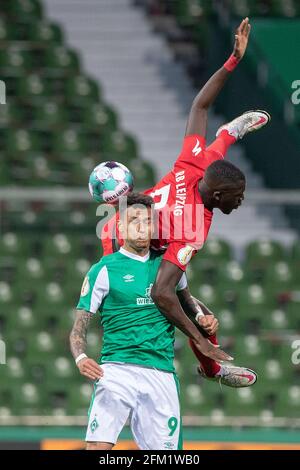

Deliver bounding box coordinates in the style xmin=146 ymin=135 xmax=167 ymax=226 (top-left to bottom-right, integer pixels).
xmin=86 ymin=441 xmax=114 ymax=450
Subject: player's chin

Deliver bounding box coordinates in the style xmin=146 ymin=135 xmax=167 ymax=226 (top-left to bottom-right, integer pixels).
xmin=221 ymin=207 xmax=234 ymax=215
xmin=135 ymin=239 xmax=150 ymax=247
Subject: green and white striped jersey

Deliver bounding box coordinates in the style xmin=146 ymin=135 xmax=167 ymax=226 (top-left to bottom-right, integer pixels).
xmin=77 ymin=247 xmax=187 ymax=372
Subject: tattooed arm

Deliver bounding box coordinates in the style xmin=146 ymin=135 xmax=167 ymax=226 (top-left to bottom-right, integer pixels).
xmin=70 ymin=310 xmax=103 ymax=380
xmin=177 ymin=287 xmax=219 ymax=337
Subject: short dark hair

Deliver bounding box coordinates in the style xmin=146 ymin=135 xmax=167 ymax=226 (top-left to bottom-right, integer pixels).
xmin=205 ymin=160 xmax=245 ymax=184
xmin=119 ymin=192 xmax=154 ymax=216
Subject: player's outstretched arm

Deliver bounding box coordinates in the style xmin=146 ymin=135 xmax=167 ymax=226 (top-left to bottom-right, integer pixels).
xmin=152 ymin=261 xmax=232 ymax=362
xmin=177 ymin=287 xmax=219 ymax=337
xmin=185 ymin=17 xmax=251 ymax=137
xmin=70 ymin=310 xmax=103 ymax=381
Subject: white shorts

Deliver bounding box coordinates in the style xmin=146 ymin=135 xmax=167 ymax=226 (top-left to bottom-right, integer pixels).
xmin=85 ymin=362 xmax=182 ymax=450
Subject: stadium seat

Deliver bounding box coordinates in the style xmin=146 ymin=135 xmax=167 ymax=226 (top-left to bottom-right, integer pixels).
xmin=65 ymin=75 xmax=100 ymax=103
xmin=275 ymin=386 xmax=300 ymax=417
xmin=52 ymin=128 xmax=88 ymax=160
xmin=0 ymin=102 xmax=25 ymax=127
xmin=0 ymin=47 xmax=33 ymax=71
xmin=225 ymin=387 xmax=259 ymax=416
xmin=16 ymin=74 xmax=51 ymax=98
xmin=0 ymin=18 xmax=14 ymax=40
xmin=32 ymin=101 xmax=68 ymax=128
xmin=44 ymin=46 xmax=80 ymax=72
xmin=0 ymin=232 xmax=31 ymax=257
xmin=28 ymin=21 xmax=63 ymax=43
xmin=82 ymin=104 xmax=119 ymax=132
xmin=6 ymin=0 xmax=43 ymax=20
xmin=5 ymin=129 xmax=41 ymax=157
xmin=67 ymin=383 xmax=94 ymax=416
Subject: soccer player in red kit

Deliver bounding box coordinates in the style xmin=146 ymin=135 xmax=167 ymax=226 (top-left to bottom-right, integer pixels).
xmin=101 ymin=18 xmax=270 ymax=387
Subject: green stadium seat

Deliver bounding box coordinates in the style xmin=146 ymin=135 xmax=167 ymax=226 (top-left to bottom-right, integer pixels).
xmin=32 ymin=101 xmax=68 ymax=128
xmin=57 ymin=307 xmax=77 ymax=332
xmin=191 ymin=284 xmax=223 ymax=311
xmin=218 ymin=308 xmax=240 ymax=334
xmin=128 ymin=159 xmax=156 ymax=189
xmin=0 ymin=281 xmax=13 ymax=306
xmin=42 ymin=233 xmax=80 ymax=259
xmin=196 ymin=238 xmax=232 ymax=264
xmin=264 ymin=261 xmax=294 ymax=290
xmin=16 ymin=74 xmax=51 ymax=98
xmin=35 ymin=282 xmax=67 ymax=309
xmin=261 ymin=308 xmax=290 ymax=330
xmin=67 ymin=383 xmax=94 ymax=416
xmin=17 ymin=257 xmax=45 ymax=282
xmin=225 ymin=387 xmax=259 ymax=416
xmin=2 ymin=357 xmax=27 ymax=384
xmin=245 ymin=239 xmax=285 ymax=264
xmin=65 ymin=258 xmax=91 ymax=285
xmin=0 ymin=102 xmax=24 ymax=127
xmin=81 ymin=104 xmax=118 ymax=132
xmin=46 ymin=356 xmax=78 ymax=383
xmin=65 ymin=75 xmax=100 ymax=103
xmin=52 ymin=128 xmax=88 ymax=160
xmin=28 ymin=21 xmax=63 ymax=43
xmin=44 ymin=46 xmax=80 ymax=72
xmin=237 ymin=284 xmax=274 ymax=318
xmin=5 ymin=129 xmax=41 ymax=156
xmin=275 ymin=386 xmax=300 ymax=417
xmin=233 ymin=335 xmax=263 ymax=368
xmin=100 ymin=130 xmax=138 ymax=160
xmin=218 ymin=260 xmax=246 ymax=287
xmin=12 ymin=382 xmax=43 ymax=415
xmin=0 ymin=232 xmax=31 ymax=257
xmin=6 ymin=306 xmax=41 ymax=332
xmin=86 ymin=331 xmax=102 ymax=361
xmin=0 ymin=47 xmax=33 ymax=71
xmin=0 ymin=18 xmax=14 ymax=41
xmin=6 ymin=0 xmax=43 ymax=20
xmin=26 ymin=331 xmax=58 ymax=360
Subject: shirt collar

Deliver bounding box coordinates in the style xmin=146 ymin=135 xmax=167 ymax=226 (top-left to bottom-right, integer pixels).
xmin=119 ymin=247 xmax=150 ymax=263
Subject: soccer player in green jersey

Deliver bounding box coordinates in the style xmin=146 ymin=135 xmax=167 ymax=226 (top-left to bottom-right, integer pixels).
xmin=70 ymin=193 xmax=231 ymax=450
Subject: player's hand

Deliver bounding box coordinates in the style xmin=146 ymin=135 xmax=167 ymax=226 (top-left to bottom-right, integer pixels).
xmin=193 ymin=338 xmax=233 ymax=363
xmin=197 ymin=314 xmax=219 ymax=336
xmin=77 ymin=357 xmax=104 ymax=381
xmin=233 ymin=17 xmax=251 ymax=60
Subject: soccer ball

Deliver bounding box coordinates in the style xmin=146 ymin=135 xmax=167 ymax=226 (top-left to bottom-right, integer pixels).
xmin=88 ymin=161 xmax=134 ymax=204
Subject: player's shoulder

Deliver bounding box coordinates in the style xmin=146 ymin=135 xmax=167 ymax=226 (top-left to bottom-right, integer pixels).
xmin=97 ymin=251 xmax=121 ymax=267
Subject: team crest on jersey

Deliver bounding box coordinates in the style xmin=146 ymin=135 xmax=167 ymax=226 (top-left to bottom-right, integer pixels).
xmin=81 ymin=276 xmax=90 ymax=296
xmin=177 ymin=245 xmax=194 ymax=266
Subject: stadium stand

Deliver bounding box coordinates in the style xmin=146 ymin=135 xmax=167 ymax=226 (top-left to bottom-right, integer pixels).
xmin=0 ymin=0 xmax=156 ymax=189
xmin=0 ymin=0 xmax=299 ymax=426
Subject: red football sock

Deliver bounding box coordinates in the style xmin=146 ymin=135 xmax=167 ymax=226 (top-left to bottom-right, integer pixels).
xmin=189 ymin=335 xmax=221 ymax=377
xmin=206 ymin=130 xmax=237 ymax=159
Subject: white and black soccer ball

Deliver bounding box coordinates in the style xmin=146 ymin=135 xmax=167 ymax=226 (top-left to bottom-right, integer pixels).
xmin=88 ymin=161 xmax=134 ymax=204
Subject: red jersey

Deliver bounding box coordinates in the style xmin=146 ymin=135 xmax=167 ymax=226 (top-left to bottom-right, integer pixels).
xmin=101 ymin=134 xmax=223 ymax=270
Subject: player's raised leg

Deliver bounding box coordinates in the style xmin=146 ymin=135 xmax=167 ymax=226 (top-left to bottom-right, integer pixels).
xmin=189 ymin=338 xmax=257 ymax=387
xmin=205 ymin=110 xmax=271 ymax=161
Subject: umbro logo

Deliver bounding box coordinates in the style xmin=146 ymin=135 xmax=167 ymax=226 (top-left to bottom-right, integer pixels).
xmin=123 ymin=274 xmax=135 ymax=282
xmin=192 ymin=138 xmax=202 ymax=156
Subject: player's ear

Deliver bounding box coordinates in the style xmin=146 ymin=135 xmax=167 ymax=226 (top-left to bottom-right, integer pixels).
xmin=213 ymin=191 xmax=221 ymax=201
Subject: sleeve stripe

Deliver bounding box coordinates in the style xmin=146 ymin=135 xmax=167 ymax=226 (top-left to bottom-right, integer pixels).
xmin=90 ymin=265 xmax=110 ymax=313
xmin=177 ymin=273 xmax=188 ymax=291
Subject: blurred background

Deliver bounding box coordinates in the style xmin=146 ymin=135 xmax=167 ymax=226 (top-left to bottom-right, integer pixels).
xmin=0 ymin=0 xmax=300 ymax=450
